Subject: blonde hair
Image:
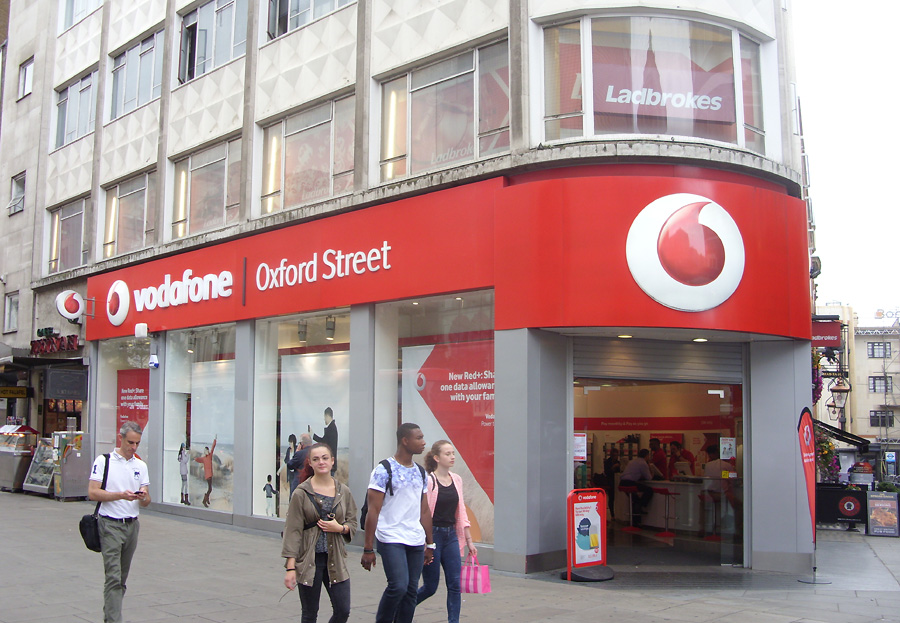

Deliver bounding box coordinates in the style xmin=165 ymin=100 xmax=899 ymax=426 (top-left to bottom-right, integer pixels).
xmin=424 ymin=440 xmax=452 ymax=473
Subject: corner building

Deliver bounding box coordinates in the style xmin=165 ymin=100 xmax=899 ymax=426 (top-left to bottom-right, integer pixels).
xmin=5 ymin=0 xmax=813 ymax=573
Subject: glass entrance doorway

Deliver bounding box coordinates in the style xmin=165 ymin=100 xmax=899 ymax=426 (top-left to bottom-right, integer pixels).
xmin=574 ymin=378 xmax=744 ymax=567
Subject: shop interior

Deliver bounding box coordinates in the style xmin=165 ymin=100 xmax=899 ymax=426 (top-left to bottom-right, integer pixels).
xmin=574 ymin=377 xmax=744 ymax=566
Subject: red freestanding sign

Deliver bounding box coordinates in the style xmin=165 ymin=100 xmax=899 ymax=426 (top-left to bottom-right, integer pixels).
xmin=566 ymin=488 xmax=608 ymax=581
xmin=798 ymin=408 xmax=817 ymax=543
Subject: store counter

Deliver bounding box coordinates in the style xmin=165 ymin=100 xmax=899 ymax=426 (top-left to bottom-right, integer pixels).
xmin=613 ymin=476 xmax=742 ymax=533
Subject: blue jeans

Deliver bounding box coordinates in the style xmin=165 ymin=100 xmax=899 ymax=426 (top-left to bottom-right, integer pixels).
xmin=416 ymin=526 xmax=461 ymax=623
xmin=375 ymin=540 xmax=425 ymax=623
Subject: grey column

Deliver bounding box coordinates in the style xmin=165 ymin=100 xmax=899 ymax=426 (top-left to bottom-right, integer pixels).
xmin=748 ymin=340 xmax=814 ymax=573
xmin=493 ymin=328 xmax=568 ymax=573
xmin=232 ymin=320 xmax=255 ymax=522
xmin=349 ymin=304 xmax=376 ymax=514
xmin=146 ymin=333 xmax=166 ymax=507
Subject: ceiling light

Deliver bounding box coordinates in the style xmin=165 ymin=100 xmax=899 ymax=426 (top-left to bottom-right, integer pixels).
xmin=617 ymin=334 xmax=632 ymax=339
xmin=693 ymin=338 xmax=708 ymax=343
xmin=187 ymin=335 xmax=195 ymax=354
xmin=412 ymin=301 xmax=419 ymax=306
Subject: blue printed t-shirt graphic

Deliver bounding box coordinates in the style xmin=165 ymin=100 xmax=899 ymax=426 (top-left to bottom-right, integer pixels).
xmin=368 ymin=457 xmax=427 ymax=546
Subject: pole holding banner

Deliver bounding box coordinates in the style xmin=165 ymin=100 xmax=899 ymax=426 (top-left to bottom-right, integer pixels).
xmin=561 ymin=488 xmax=614 ymax=582
xmin=797 ymin=407 xmax=831 ymax=585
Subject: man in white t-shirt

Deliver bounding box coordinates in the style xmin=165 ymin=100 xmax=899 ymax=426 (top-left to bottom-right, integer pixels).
xmin=361 ymin=423 xmax=434 ymax=623
xmin=88 ymin=421 xmax=151 ymax=623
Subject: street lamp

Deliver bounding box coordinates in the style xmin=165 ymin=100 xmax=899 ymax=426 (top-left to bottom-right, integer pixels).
xmin=827 ymin=378 xmax=852 ymax=430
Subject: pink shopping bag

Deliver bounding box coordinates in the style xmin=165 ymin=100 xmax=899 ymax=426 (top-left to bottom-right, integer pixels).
xmin=460 ymin=553 xmax=491 ymax=594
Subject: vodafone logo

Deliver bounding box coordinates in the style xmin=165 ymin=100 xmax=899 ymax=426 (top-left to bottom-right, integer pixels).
xmin=107 ymin=280 xmax=130 ymax=327
xmin=415 ymin=372 xmax=427 ymax=392
xmin=626 ymin=194 xmax=745 ymax=312
xmin=56 ymin=290 xmax=85 ymax=321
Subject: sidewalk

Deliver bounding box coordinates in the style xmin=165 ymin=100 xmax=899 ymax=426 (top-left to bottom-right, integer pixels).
xmin=2 ymin=491 xmax=900 ymax=623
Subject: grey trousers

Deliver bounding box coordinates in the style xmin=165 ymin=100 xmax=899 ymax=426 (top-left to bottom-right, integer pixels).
xmin=99 ymin=517 xmax=140 ymax=623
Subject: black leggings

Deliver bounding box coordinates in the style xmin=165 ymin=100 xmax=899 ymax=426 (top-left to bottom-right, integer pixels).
xmin=298 ymin=552 xmax=351 ymax=623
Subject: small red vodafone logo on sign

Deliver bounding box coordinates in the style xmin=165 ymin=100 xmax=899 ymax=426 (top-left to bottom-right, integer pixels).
xmin=56 ymin=290 xmax=85 ymax=321
xmin=626 ymin=194 xmax=744 ymax=312
xmin=107 ymin=280 xmax=130 ymax=327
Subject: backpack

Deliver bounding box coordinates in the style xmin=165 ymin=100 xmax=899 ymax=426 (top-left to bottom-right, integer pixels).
xmin=360 ymin=458 xmax=426 ymax=527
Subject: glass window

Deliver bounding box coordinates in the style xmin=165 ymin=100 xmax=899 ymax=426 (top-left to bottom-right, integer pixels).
xmin=111 ymin=32 xmax=164 ymax=120
xmin=48 ymin=199 xmax=85 ymax=273
xmin=868 ymin=342 xmax=891 ymax=359
xmin=9 ymin=173 xmax=26 ymax=215
xmin=60 ymin=0 xmax=102 ymax=31
xmin=179 ymin=0 xmax=248 ymax=83
xmin=375 ymin=291 xmax=495 ymax=545
xmin=870 ymin=376 xmax=893 ymax=394
xmin=253 ymin=311 xmax=350 ymax=517
xmin=163 ymin=324 xmax=236 ymax=510
xmin=544 ymin=17 xmax=763 ymax=150
xmin=55 ymin=72 xmax=97 ymax=149
xmin=18 ymin=58 xmax=34 ymax=99
xmin=870 ymin=411 xmax=895 ymax=428
xmin=96 ymin=337 xmax=151 ymax=455
xmin=261 ymin=96 xmax=355 ymax=214
xmin=3 ymin=292 xmax=18 ymax=333
xmin=380 ymin=42 xmax=510 ymax=182
xmin=172 ymin=138 xmax=241 ymax=238
xmin=104 ymin=172 xmax=157 ymax=257
xmin=266 ymin=0 xmax=355 ymax=40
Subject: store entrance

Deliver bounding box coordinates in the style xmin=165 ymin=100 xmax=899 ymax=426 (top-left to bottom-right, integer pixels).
xmin=574 ymin=378 xmax=744 ymax=567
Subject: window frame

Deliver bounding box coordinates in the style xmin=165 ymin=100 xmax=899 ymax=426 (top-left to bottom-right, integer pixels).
xmin=869 ymin=410 xmax=895 ymax=428
xmin=110 ymin=31 xmax=165 ymax=121
xmin=869 ymin=375 xmax=893 ymax=394
xmin=171 ymin=137 xmax=242 ymax=239
xmin=60 ymin=0 xmax=103 ymax=33
xmin=3 ymin=292 xmax=18 ymax=334
xmin=178 ymin=0 xmax=248 ymax=84
xmin=48 ymin=198 xmax=87 ymax=274
xmin=103 ymin=171 xmax=158 ymax=258
xmin=540 ymin=15 xmax=765 ymax=153
xmin=378 ymin=40 xmax=511 ymax=183
xmin=55 ymin=72 xmax=98 ymax=149
xmin=18 ymin=58 xmax=34 ymax=100
xmin=867 ymin=342 xmax=891 ymax=359
xmin=266 ymin=0 xmax=356 ymax=41
xmin=8 ymin=173 xmax=26 ymax=215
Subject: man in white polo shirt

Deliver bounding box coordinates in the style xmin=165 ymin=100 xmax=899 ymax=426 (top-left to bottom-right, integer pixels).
xmin=88 ymin=421 xmax=151 ymax=623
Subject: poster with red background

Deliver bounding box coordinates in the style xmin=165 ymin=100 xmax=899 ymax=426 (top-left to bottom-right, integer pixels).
xmin=797 ymin=407 xmax=817 ymax=544
xmin=117 ymin=369 xmax=150 ymax=432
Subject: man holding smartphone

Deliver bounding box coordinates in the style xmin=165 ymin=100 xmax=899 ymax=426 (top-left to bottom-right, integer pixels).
xmin=88 ymin=421 xmax=151 ymax=623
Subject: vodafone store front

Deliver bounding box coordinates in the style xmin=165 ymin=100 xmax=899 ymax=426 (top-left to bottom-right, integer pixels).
xmin=85 ymin=165 xmax=813 ymax=573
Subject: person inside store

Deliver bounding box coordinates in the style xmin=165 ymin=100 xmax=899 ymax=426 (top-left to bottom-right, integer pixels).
xmin=619 ymin=449 xmax=658 ymax=526
xmin=699 ymin=444 xmax=743 ymax=537
xmin=667 ymin=440 xmax=696 ymax=479
xmin=649 ymin=438 xmax=668 ymax=476
xmin=602 ymin=448 xmax=621 ymax=513
xmin=88 ymin=420 xmax=151 ymax=623
xmin=282 ymin=442 xmax=358 ymax=623
xmin=417 ymin=440 xmax=477 ymax=623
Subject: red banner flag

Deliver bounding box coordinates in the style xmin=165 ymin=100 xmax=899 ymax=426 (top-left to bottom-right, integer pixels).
xmin=798 ymin=407 xmax=817 ymax=543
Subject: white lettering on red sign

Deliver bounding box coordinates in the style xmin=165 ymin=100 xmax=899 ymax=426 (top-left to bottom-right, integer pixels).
xmin=605 ymin=86 xmax=723 ymax=111
xmin=255 ymin=241 xmax=392 ymax=292
xmin=132 ymin=269 xmax=233 ymax=312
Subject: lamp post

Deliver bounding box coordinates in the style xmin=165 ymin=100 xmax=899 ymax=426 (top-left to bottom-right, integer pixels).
xmin=828 ymin=378 xmax=852 ymax=431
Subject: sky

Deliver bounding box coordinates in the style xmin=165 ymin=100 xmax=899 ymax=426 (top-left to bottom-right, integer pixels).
xmin=790 ymin=0 xmax=900 ymax=322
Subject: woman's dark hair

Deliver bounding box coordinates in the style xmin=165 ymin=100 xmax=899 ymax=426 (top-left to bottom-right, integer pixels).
xmin=307 ymin=442 xmax=333 ymax=460
xmin=424 ymin=440 xmax=452 ymax=473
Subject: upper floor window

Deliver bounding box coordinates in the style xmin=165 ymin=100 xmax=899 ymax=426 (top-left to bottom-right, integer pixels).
xmin=380 ymin=41 xmax=510 ymax=182
xmin=60 ymin=0 xmax=102 ymax=31
xmin=8 ymin=173 xmax=26 ymax=215
xmin=18 ymin=58 xmax=34 ymax=99
xmin=870 ymin=410 xmax=895 ymax=428
xmin=48 ymin=198 xmax=86 ymax=273
xmin=266 ymin=0 xmax=354 ymax=39
xmin=3 ymin=292 xmax=18 ymax=334
xmin=55 ymin=72 xmax=97 ymax=149
xmin=172 ymin=138 xmax=242 ymax=238
xmin=868 ymin=342 xmax=891 ymax=359
xmin=104 ymin=172 xmax=158 ymax=258
xmin=179 ymin=0 xmax=248 ymax=83
xmin=111 ymin=32 xmax=165 ymax=120
xmin=870 ymin=376 xmax=893 ymax=394
xmin=262 ymin=96 xmax=354 ymax=214
xmin=543 ymin=17 xmax=764 ymax=153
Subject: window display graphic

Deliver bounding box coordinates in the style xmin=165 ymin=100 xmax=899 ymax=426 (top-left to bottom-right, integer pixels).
xmin=402 ymin=340 xmax=494 ymax=543
xmin=566 ymin=488 xmax=607 ymax=575
xmin=117 ymin=369 xmax=149 ymax=432
xmin=188 ymin=360 xmax=235 ymax=511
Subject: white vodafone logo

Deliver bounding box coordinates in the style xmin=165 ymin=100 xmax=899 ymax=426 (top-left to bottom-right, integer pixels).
xmin=415 ymin=372 xmax=427 ymax=392
xmin=56 ymin=290 xmax=85 ymax=321
xmin=626 ymin=193 xmax=745 ymax=312
xmin=107 ymin=280 xmax=130 ymax=326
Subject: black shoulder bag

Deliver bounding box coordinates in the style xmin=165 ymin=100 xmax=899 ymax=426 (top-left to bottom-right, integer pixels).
xmin=79 ymin=454 xmax=110 ymax=552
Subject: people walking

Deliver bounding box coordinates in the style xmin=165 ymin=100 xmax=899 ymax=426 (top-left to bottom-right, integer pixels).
xmin=194 ymin=436 xmax=216 ymax=507
xmin=416 ymin=440 xmax=476 ymax=623
xmin=88 ymin=421 xmax=151 ymax=623
xmin=282 ymin=443 xmax=358 ymax=623
xmin=361 ymin=423 xmax=434 ymax=623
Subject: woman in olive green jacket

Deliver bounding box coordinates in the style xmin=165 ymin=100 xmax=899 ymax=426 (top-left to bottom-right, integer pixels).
xmin=282 ymin=443 xmax=358 ymax=623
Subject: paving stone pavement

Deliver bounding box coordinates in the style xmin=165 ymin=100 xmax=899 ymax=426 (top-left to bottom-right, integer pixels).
xmin=2 ymin=491 xmax=900 ymax=623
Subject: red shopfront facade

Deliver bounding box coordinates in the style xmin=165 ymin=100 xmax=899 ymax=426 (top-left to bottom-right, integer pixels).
xmin=86 ymin=165 xmax=813 ymax=573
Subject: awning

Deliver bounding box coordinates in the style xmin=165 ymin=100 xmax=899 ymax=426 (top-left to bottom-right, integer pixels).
xmin=814 ymin=419 xmax=870 ymax=451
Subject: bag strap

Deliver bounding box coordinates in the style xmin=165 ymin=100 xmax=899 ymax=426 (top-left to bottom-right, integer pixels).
xmin=93 ymin=453 xmax=110 ymax=517
xmin=380 ymin=459 xmax=394 ymax=496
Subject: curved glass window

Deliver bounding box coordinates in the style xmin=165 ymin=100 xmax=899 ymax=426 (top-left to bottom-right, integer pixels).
xmin=544 ymin=16 xmax=764 ymax=154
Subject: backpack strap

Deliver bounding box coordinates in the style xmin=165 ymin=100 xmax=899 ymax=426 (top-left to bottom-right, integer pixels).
xmin=380 ymin=459 xmax=394 ymax=496
xmin=417 ymin=463 xmax=426 ymax=491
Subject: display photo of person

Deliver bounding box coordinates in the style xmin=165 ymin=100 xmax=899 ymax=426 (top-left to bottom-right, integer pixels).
xmin=284 ymin=434 xmax=299 ymax=497
xmin=263 ymin=474 xmax=277 ymax=517
xmin=312 ymin=407 xmax=338 ymax=474
xmin=194 ymin=436 xmax=217 ymax=507
xmin=177 ymin=442 xmax=191 ymax=505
